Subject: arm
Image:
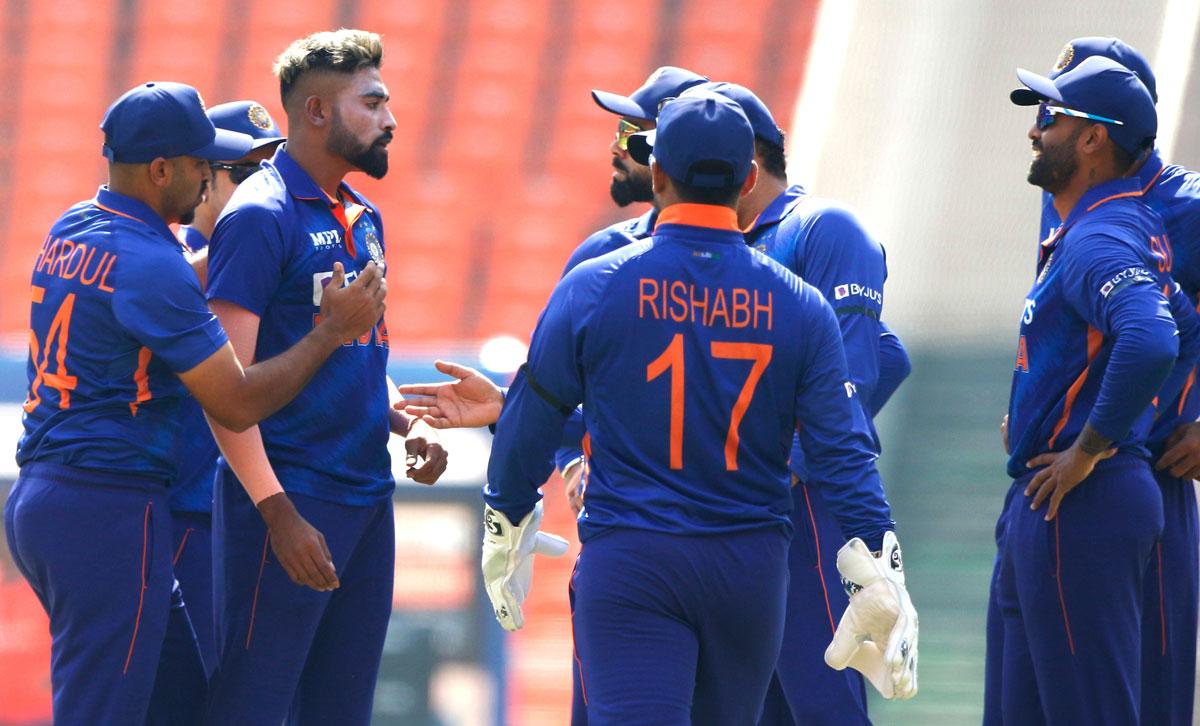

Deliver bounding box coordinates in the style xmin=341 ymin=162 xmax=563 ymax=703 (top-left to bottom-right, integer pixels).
xmin=871 ymin=323 xmax=912 ymax=415
xmin=1153 ymin=282 xmax=1200 ymax=410
xmin=795 ymin=294 xmax=895 ymax=551
xmin=204 ymin=299 xmax=340 ymax=592
xmin=179 ymin=262 xmax=386 ymax=433
xmin=386 ymin=374 xmax=448 ymax=485
xmin=187 ymin=246 xmax=209 ymax=289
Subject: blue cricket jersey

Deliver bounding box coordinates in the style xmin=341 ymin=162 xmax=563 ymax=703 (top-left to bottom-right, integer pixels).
xmin=487 ymin=204 xmax=894 ymax=547
xmin=1042 ymin=151 xmax=1200 ymax=456
xmin=206 ymin=146 xmax=393 ymax=506
xmin=17 ymin=187 xmax=228 ymax=480
xmin=560 ymin=208 xmax=657 ymax=277
xmin=748 ymin=185 xmax=904 ymax=483
xmin=1009 ymin=177 xmax=1192 ymax=478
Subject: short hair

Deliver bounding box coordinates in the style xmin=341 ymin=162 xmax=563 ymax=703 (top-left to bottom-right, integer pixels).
xmin=273 ymin=29 xmax=384 ymax=107
xmin=671 ymin=161 xmax=743 ymax=206
xmin=756 ymin=134 xmax=787 ymax=180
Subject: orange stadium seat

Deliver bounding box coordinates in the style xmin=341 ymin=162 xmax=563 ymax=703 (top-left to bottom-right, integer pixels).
xmin=126 ymin=0 xmax=231 ymax=95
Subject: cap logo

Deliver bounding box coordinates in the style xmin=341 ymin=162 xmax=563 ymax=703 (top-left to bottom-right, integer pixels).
xmin=1054 ymin=43 xmax=1074 ymax=72
xmin=248 ymin=103 xmax=272 ymax=131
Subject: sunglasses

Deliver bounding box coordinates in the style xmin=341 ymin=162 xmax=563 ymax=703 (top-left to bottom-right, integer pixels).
xmin=614 ymin=119 xmax=644 ymax=151
xmin=1036 ymin=102 xmax=1124 ymax=130
xmin=210 ymin=162 xmax=260 ymax=185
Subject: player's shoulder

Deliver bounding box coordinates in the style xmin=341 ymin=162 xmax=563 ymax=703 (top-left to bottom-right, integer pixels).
xmin=787 ymin=196 xmax=879 ymax=247
xmin=566 ymin=212 xmax=651 ymax=271
xmin=564 ymin=237 xmax=655 ymax=285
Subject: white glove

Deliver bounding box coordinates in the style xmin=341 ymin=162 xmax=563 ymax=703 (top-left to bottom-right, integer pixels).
xmin=824 ymin=531 xmax=919 ymax=700
xmin=481 ymin=501 xmax=569 ymax=631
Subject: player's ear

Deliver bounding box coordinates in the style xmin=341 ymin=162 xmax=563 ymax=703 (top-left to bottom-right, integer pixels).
xmin=1079 ymin=123 xmax=1108 ymax=157
xmin=739 ymin=161 xmax=759 ymax=199
xmin=303 ymin=95 xmax=328 ymax=128
xmin=651 ymin=160 xmax=668 ymax=195
xmin=147 ymin=157 xmax=171 ymax=188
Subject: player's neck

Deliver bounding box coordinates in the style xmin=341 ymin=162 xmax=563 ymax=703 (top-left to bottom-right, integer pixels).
xmin=737 ymin=173 xmax=787 ymax=230
xmin=1052 ymin=163 xmax=1120 ymax=221
xmin=285 ymin=141 xmax=351 ymax=198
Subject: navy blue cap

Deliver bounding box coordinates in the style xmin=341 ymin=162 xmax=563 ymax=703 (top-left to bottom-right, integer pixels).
xmin=630 ymin=91 xmax=754 ymax=188
xmin=1046 ymin=37 xmax=1157 ymax=103
xmin=1011 ymin=55 xmax=1157 ymax=154
xmin=684 ymin=81 xmax=785 ymax=147
xmin=592 ymin=66 xmax=709 ymax=121
xmin=206 ymin=101 xmax=286 ymax=152
xmin=101 ymin=82 xmax=254 ymax=163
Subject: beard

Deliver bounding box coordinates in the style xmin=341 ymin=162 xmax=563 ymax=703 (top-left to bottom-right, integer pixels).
xmin=1027 ymin=128 xmax=1082 ymax=193
xmin=610 ymin=158 xmax=653 ymax=207
xmin=178 ymin=179 xmax=207 ymax=225
xmin=329 ymin=109 xmax=392 ymax=179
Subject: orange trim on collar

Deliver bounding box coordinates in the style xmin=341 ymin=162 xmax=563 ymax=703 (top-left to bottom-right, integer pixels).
xmin=93 ymin=201 xmax=147 ymax=225
xmin=655 ymin=204 xmax=740 ymax=232
xmin=1141 ymin=164 xmax=1167 ymax=194
xmin=1086 ymin=187 xmax=1144 ymax=213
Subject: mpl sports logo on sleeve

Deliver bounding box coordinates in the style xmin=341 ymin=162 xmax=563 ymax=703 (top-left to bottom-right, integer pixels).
xmin=1098 ymin=267 xmax=1154 ymax=299
xmin=833 ymin=283 xmax=882 ymax=305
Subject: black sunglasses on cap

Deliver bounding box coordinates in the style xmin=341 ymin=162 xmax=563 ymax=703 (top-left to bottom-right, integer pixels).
xmin=210 ymin=162 xmax=260 ymax=185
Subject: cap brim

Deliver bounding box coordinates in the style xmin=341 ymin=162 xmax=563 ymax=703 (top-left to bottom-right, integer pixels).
xmin=627 ymin=131 xmax=655 ymax=165
xmin=1012 ymin=68 xmax=1063 ymax=106
xmin=190 ymin=128 xmax=255 ymax=161
xmin=592 ymin=89 xmax=651 ymax=120
xmin=249 ymin=136 xmax=286 ymax=152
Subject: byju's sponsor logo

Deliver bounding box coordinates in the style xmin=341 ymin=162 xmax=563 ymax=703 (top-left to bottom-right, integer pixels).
xmin=1099 ymin=267 xmax=1153 ymax=298
xmin=834 ymin=283 xmax=882 ymax=305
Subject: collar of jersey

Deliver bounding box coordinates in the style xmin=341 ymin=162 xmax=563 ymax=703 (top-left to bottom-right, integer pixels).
xmin=654 ymin=203 xmax=742 ymax=239
xmin=267 ymin=145 xmax=375 ymax=213
xmin=1045 ymin=176 xmax=1146 ymax=248
xmin=745 ymin=184 xmax=806 ymax=236
xmin=92 ymin=186 xmax=178 ymax=244
xmin=629 ymin=208 xmax=658 ymax=238
xmin=1136 ymin=147 xmax=1166 ymax=194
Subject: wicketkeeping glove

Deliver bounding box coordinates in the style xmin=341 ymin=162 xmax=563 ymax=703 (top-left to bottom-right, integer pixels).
xmin=824 ymin=531 xmax=919 ymax=700
xmin=481 ymin=502 xmax=569 ymax=631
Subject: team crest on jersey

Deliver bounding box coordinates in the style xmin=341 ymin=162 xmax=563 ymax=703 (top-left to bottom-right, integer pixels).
xmin=247 ymin=103 xmax=273 ymax=130
xmin=1054 ymin=43 xmax=1074 ymax=72
xmin=365 ymin=231 xmax=385 ymax=266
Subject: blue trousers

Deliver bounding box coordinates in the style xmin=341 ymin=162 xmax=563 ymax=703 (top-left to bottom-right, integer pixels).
xmin=4 ymin=462 xmax=206 ymax=726
xmin=759 ymin=483 xmax=870 ymax=725
xmin=570 ymin=526 xmax=789 ymax=726
xmin=172 ymin=509 xmax=215 ymax=676
xmin=205 ymin=470 xmax=394 ymax=726
xmin=1140 ymin=472 xmax=1198 ymax=726
xmin=983 ymin=453 xmax=1163 ymax=725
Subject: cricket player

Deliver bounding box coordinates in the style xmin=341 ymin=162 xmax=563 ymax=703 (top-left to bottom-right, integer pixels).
xmin=1027 ymin=38 xmax=1200 ymax=726
xmin=988 ymin=57 xmax=1200 ymax=724
xmin=168 ymin=100 xmax=285 ymax=675
xmin=4 ymin=81 xmax=386 ymax=726
xmin=201 ymin=30 xmax=446 ymax=725
xmin=479 ymin=90 xmax=917 ymax=724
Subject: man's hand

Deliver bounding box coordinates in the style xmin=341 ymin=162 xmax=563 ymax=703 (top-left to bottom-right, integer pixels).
xmin=318 ymin=261 xmax=386 ymax=342
xmin=825 ymin=532 xmax=918 ymax=700
xmin=404 ymin=418 xmax=448 ymax=484
xmin=1025 ymin=443 xmax=1116 ymax=521
xmin=481 ymin=502 xmax=569 ymax=631
xmin=397 ymin=360 xmax=505 ymax=428
xmin=1157 ymin=422 xmax=1200 ymax=480
xmin=561 ymin=458 xmax=585 ymax=515
xmin=1001 ymin=414 xmax=1010 ymax=455
xmin=257 ymin=492 xmax=339 ymax=592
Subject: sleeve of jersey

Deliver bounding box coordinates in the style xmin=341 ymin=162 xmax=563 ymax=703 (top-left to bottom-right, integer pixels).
xmin=1063 ymin=236 xmax=1179 ymax=442
xmin=485 ymin=280 xmax=586 ymax=522
xmin=799 ymin=205 xmax=886 ymax=406
xmin=1155 ymin=282 xmax=1200 ymax=411
xmin=794 ymin=291 xmax=894 ymax=550
xmin=205 ymin=203 xmax=287 ymax=316
xmin=554 ymin=406 xmax=586 ymax=471
xmin=112 ymin=251 xmax=228 ymax=373
xmin=870 ymin=322 xmax=912 ymax=416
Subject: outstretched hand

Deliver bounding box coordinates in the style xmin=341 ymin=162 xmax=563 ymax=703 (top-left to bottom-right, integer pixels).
xmin=396 ymin=360 xmax=505 ymax=428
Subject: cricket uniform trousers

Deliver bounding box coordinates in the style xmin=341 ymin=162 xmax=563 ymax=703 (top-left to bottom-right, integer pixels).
xmin=171 ymin=509 xmax=216 ymax=675
xmin=758 ymin=482 xmax=869 ymax=726
xmin=1140 ymin=471 xmax=1199 ymax=726
xmin=570 ymin=526 xmax=789 ymax=726
xmin=4 ymin=462 xmax=206 ymax=726
xmin=205 ymin=469 xmax=394 ymax=726
xmin=986 ymin=452 xmax=1163 ymax=725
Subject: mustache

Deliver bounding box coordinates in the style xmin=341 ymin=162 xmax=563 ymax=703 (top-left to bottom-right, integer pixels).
xmin=374 ymin=131 xmax=394 ymax=146
xmin=612 ymin=158 xmax=628 ymax=173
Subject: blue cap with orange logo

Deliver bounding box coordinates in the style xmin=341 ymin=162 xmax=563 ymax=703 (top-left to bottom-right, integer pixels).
xmin=627 ymin=90 xmax=754 ymax=188
xmin=206 ymin=101 xmax=286 ymax=152
xmin=101 ymin=81 xmax=254 ymax=163
xmin=592 ymin=66 xmax=709 ymax=121
xmin=1046 ymin=37 xmax=1157 ymax=103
